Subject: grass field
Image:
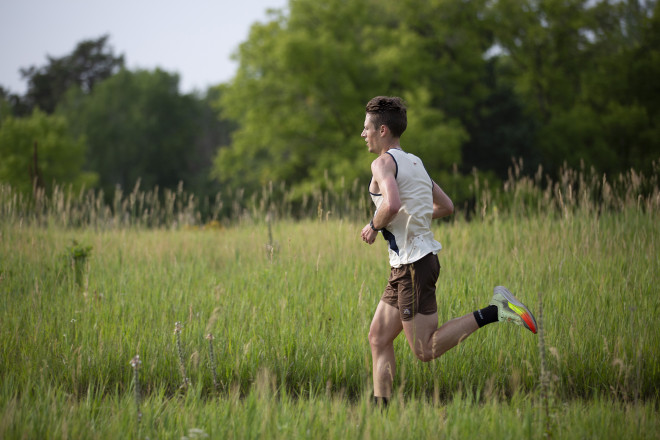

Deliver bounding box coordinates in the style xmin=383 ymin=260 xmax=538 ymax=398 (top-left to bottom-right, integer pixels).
xmin=1 ymin=168 xmax=659 ymax=438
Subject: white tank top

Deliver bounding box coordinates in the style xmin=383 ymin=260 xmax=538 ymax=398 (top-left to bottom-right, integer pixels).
xmin=369 ymin=148 xmax=442 ymax=268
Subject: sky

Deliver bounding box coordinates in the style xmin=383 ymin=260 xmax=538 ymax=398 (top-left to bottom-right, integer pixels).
xmin=0 ymin=0 xmax=289 ymax=95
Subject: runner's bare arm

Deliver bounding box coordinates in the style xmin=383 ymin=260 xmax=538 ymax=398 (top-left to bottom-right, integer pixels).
xmin=432 ymin=181 xmax=454 ymax=219
xmin=372 ymin=157 xmax=401 ymax=227
xmin=361 ymin=156 xmax=401 ymax=244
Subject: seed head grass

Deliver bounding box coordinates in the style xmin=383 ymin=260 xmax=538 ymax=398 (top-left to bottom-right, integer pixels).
xmin=0 ymin=164 xmax=658 ymax=437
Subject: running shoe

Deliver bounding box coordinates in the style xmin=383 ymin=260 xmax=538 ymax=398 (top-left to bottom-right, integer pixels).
xmin=489 ymin=286 xmax=538 ymax=334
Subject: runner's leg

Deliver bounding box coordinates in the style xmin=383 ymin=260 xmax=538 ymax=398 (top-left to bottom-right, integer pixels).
xmin=369 ymin=300 xmax=403 ymax=397
xmin=402 ymin=312 xmax=478 ymax=362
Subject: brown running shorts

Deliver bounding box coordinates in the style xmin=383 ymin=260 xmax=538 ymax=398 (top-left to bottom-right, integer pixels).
xmin=381 ymin=252 xmax=440 ymax=321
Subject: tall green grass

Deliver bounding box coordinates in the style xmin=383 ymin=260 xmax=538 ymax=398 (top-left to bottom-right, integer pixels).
xmin=2 ymin=161 xmax=658 ymax=228
xmin=2 ymin=385 xmax=657 ymax=439
xmin=1 ymin=164 xmax=659 ymax=438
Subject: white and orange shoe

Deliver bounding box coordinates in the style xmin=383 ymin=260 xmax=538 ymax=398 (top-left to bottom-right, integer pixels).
xmin=490 ymin=286 xmax=538 ymax=334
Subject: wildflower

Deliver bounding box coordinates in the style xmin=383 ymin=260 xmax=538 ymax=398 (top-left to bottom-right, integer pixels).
xmin=130 ymin=354 xmax=143 ymax=424
xmin=130 ymin=355 xmax=142 ymax=369
xmin=174 ymin=321 xmax=189 ymax=389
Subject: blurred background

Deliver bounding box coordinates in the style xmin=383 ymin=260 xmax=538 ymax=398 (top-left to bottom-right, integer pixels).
xmin=1 ymin=0 xmax=658 ymax=217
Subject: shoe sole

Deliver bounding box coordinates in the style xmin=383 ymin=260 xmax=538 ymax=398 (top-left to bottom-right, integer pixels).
xmin=494 ymin=286 xmax=538 ymax=334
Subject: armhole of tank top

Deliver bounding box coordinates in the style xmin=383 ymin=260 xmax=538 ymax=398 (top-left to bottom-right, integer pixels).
xmin=368 ymin=176 xmax=381 ymax=196
xmin=385 ymin=151 xmax=398 ymax=179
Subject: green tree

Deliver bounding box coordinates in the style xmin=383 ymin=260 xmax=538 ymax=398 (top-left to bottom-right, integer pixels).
xmin=488 ymin=0 xmax=660 ymax=175
xmin=577 ymin=0 xmax=660 ymax=173
xmin=216 ymin=0 xmax=658 ymax=201
xmin=461 ymin=58 xmax=541 ymax=178
xmin=0 ymin=88 xmax=12 ymax=121
xmin=58 ymin=69 xmax=201 ymax=194
xmin=214 ymin=0 xmax=487 ymax=197
xmin=20 ymin=35 xmax=124 ymax=114
xmin=187 ymin=86 xmax=236 ymax=198
xmin=0 ymin=86 xmax=28 ymax=119
xmin=0 ymin=110 xmax=96 ymax=194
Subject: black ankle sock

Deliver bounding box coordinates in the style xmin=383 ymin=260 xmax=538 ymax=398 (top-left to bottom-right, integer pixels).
xmin=473 ymin=305 xmax=499 ymax=327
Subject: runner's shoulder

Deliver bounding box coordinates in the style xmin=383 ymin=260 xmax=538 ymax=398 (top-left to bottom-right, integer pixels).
xmin=371 ymin=154 xmax=397 ymax=175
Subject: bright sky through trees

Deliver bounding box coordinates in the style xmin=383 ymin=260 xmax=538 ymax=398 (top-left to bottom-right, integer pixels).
xmin=0 ymin=0 xmax=288 ymax=94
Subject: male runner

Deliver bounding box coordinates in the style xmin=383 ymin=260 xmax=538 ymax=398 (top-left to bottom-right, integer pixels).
xmin=360 ymin=96 xmax=537 ymax=406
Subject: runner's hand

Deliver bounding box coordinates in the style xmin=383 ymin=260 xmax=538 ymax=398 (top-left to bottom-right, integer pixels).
xmin=361 ymin=223 xmax=378 ymax=244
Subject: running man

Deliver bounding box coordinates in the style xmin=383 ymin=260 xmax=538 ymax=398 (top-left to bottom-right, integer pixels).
xmin=360 ymin=96 xmax=537 ymax=406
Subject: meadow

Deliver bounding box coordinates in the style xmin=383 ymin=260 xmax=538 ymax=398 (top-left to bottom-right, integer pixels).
xmin=1 ymin=165 xmax=659 ymax=439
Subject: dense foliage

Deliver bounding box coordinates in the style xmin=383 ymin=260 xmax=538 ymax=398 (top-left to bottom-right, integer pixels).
xmin=217 ymin=0 xmax=660 ymax=195
xmin=0 ymin=110 xmax=96 ymax=194
xmin=1 ymin=0 xmax=658 ymax=208
xmin=59 ymin=69 xmax=203 ymax=195
xmin=18 ymin=34 xmax=124 ymax=115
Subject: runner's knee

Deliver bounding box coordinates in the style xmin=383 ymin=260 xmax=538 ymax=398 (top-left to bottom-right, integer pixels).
xmin=409 ymin=339 xmax=435 ymax=362
xmin=368 ymin=326 xmax=389 ymax=350
xmin=414 ymin=348 xmax=434 ymax=363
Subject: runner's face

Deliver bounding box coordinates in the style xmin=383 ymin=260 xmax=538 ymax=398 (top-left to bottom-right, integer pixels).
xmin=361 ymin=114 xmax=380 ymax=153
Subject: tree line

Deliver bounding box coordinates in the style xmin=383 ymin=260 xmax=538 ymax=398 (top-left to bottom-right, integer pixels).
xmin=1 ymin=0 xmax=658 ymax=210
xmin=0 ymin=35 xmax=232 ymax=199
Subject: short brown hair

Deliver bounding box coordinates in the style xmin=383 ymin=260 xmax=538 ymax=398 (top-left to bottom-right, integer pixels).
xmin=365 ymin=96 xmax=407 ymax=138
